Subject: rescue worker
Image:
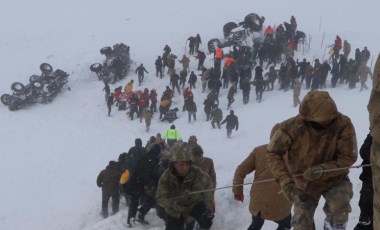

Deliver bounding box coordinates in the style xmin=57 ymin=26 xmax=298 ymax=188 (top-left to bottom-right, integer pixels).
xmin=368 ymin=53 xmax=380 ymax=230
xmin=155 ymin=56 xmax=163 ymax=78
xmin=267 ymin=91 xmax=357 ymax=230
xmin=227 ymin=84 xmax=237 ymax=109
xmin=233 ymin=140 xmax=292 ymax=230
xmin=162 ymin=124 xmax=182 ymax=147
xmin=106 ymin=93 xmax=114 ymax=117
xmin=124 ymin=80 xmax=134 ymax=93
xmin=179 ymin=55 xmax=190 ymax=71
xmin=221 ymin=110 xmax=239 ymax=138
xmin=214 ymin=45 xmax=224 ymax=70
xmin=188 ymin=71 xmax=197 ymax=89
xmin=195 ymin=50 xmax=206 ymax=70
xmin=357 ymin=63 xmax=373 ymax=92
xmin=156 ymin=144 xmax=214 ymax=230
xmin=96 ymin=161 xmax=123 ymax=218
xmin=210 ymin=104 xmax=223 ymax=129
xmin=135 ymin=64 xmax=149 ymax=86
xmin=140 ymin=108 xmax=153 ymax=132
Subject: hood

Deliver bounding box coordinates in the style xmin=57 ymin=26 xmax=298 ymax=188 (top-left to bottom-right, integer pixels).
xmin=299 ymin=91 xmax=338 ymax=124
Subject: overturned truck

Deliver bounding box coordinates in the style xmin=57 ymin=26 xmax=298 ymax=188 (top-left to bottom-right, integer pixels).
xmin=1 ymin=63 xmax=69 ymax=111
xmin=207 ymin=13 xmax=265 ymax=54
xmin=90 ymin=43 xmax=131 ymax=83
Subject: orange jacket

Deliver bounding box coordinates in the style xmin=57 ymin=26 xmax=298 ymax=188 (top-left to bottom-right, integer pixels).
xmin=224 ymin=57 xmax=235 ymax=67
xmin=265 ymin=27 xmax=274 ymax=35
xmin=215 ymin=47 xmax=223 ymax=59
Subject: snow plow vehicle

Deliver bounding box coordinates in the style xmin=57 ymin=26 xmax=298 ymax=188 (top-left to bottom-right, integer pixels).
xmin=90 ymin=43 xmax=131 ymax=83
xmin=1 ymin=63 xmax=69 ymax=111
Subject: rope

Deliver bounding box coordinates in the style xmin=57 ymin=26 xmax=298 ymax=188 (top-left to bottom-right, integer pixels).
xmin=167 ymin=164 xmax=371 ymax=200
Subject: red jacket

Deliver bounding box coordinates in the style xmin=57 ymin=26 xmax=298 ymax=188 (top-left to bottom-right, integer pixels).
xmin=224 ymin=57 xmax=235 ymax=67
xmin=215 ymin=47 xmax=223 ymax=59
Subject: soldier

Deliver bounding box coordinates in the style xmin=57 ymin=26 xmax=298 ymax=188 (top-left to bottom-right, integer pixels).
xmin=221 ymin=110 xmax=239 ymax=138
xmin=210 ymin=104 xmax=223 ymax=129
xmin=140 ymin=108 xmax=153 ymax=132
xmin=293 ymin=78 xmax=301 ymax=107
xmin=155 ymin=56 xmax=164 ymax=78
xmin=195 ymin=50 xmax=206 ymax=70
xmin=267 ymin=91 xmax=357 ymax=230
xmin=156 ymin=144 xmax=214 ymax=230
xmin=368 ymin=53 xmax=380 ymax=230
xmin=96 ymin=161 xmax=123 ymax=218
xmin=135 ymin=64 xmax=149 ymax=86
xmin=233 ymin=142 xmax=292 ymax=230
xmin=362 ymin=47 xmax=371 ymax=64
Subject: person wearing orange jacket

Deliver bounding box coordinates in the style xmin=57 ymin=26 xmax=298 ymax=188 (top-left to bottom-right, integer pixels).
xmin=214 ymin=46 xmax=224 ymax=69
xmin=224 ymin=55 xmax=235 ymax=68
xmin=264 ymin=26 xmax=274 ymax=38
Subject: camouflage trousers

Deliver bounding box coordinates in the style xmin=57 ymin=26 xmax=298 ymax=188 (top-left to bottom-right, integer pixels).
xmin=293 ymin=94 xmax=300 ymax=107
xmin=372 ymin=141 xmax=380 ymax=229
xmin=292 ymin=179 xmax=353 ymax=230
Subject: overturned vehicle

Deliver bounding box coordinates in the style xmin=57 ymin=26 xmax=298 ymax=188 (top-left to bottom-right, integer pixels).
xmin=90 ymin=43 xmax=131 ymax=83
xmin=1 ymin=63 xmax=69 ymax=111
xmin=207 ymin=13 xmax=265 ymax=54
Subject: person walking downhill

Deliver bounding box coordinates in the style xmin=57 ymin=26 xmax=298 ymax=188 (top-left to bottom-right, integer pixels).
xmin=106 ymin=93 xmax=114 ymax=117
xmin=135 ymin=63 xmax=149 ymax=86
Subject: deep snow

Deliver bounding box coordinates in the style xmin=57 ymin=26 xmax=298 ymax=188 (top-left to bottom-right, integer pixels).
xmin=1 ymin=0 xmax=379 ymax=229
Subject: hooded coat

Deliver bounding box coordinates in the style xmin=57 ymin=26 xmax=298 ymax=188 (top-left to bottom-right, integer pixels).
xmin=267 ymin=91 xmax=357 ymax=195
xmin=233 ymin=144 xmax=292 ymax=221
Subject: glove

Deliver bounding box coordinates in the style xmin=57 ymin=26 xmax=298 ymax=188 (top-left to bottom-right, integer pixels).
xmin=281 ymin=182 xmax=296 ymax=202
xmin=183 ymin=189 xmax=192 ymax=199
xmin=303 ymin=166 xmax=323 ymax=181
xmin=234 ymin=194 xmax=244 ymax=202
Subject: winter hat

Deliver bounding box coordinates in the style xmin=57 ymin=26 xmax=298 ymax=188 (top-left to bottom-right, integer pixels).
xmin=192 ymin=145 xmax=204 ymax=156
xmin=188 ymin=135 xmax=197 ymax=143
xmin=170 ymin=124 xmax=176 ymax=129
xmin=135 ymin=138 xmax=142 ymax=147
xmin=149 ymin=144 xmax=162 ymax=156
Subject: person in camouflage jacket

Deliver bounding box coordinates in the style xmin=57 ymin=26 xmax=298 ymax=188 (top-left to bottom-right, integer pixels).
xmin=267 ymin=91 xmax=357 ymax=230
xmin=156 ymin=144 xmax=214 ymax=230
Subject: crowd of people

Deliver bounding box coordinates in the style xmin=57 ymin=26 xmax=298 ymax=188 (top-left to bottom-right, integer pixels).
xmin=95 ymin=15 xmax=378 ymax=230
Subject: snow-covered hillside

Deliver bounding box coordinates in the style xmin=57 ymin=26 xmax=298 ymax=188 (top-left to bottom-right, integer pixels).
xmin=1 ymin=0 xmax=379 ymax=229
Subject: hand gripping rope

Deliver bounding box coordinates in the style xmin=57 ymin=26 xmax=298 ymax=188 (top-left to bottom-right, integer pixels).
xmin=167 ymin=164 xmax=371 ymax=200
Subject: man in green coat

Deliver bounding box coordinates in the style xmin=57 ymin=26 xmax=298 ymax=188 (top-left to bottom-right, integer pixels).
xmin=156 ymin=143 xmax=214 ymax=230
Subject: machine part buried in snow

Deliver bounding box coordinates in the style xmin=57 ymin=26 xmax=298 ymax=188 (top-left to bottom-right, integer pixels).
xmin=90 ymin=43 xmax=131 ymax=84
xmin=207 ymin=12 xmax=265 ymax=54
xmin=1 ymin=63 xmax=70 ymax=111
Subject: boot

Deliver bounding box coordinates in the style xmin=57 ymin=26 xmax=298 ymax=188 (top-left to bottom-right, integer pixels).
xmin=127 ymin=217 xmax=135 ymax=228
xmin=324 ymin=217 xmax=346 ymax=230
xmin=136 ymin=212 xmax=149 ymax=225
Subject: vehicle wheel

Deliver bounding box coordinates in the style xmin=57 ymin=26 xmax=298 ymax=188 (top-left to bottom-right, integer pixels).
xmin=11 ymin=82 xmax=25 ymax=93
xmin=8 ymin=99 xmax=20 ymax=111
xmin=100 ymin=46 xmax=112 ymax=56
xmin=32 ymin=80 xmax=43 ymax=89
xmin=223 ymin=22 xmax=238 ymax=38
xmin=207 ymin=38 xmax=221 ymax=54
xmin=40 ymin=63 xmax=53 ymax=75
xmin=90 ymin=63 xmax=103 ymax=73
xmin=1 ymin=94 xmax=12 ymax=106
xmin=29 ymin=75 xmax=41 ymax=83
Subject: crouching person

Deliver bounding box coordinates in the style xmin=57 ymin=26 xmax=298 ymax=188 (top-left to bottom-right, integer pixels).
xmin=96 ymin=161 xmax=123 ymax=218
xmin=232 ymin=143 xmax=292 ymax=230
xmin=156 ymin=143 xmax=214 ymax=230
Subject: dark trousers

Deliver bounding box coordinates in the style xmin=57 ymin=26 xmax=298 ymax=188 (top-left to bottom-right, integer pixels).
xmin=248 ymin=212 xmax=291 ymax=230
xmin=127 ymin=193 xmax=140 ymax=220
xmin=107 ymin=105 xmax=112 ymax=116
xmin=227 ymin=128 xmax=233 ymax=138
xmin=138 ymin=192 xmax=156 ymax=218
xmin=101 ymin=191 xmax=120 ymax=218
xmin=359 ymin=181 xmax=374 ymax=219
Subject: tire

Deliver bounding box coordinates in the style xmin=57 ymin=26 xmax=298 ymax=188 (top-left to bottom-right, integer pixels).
xmin=11 ymin=82 xmax=25 ymax=93
xmin=40 ymin=63 xmax=53 ymax=75
xmin=1 ymin=94 xmax=12 ymax=106
xmin=207 ymin=38 xmax=221 ymax=54
xmin=29 ymin=74 xmax=41 ymax=83
xmin=100 ymin=46 xmax=112 ymax=56
xmin=32 ymin=80 xmax=43 ymax=89
xmin=223 ymin=22 xmax=238 ymax=38
xmin=8 ymin=99 xmax=21 ymax=111
xmin=90 ymin=63 xmax=103 ymax=73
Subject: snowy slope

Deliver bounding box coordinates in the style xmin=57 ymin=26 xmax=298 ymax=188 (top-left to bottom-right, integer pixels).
xmin=0 ymin=0 xmax=379 ymax=229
